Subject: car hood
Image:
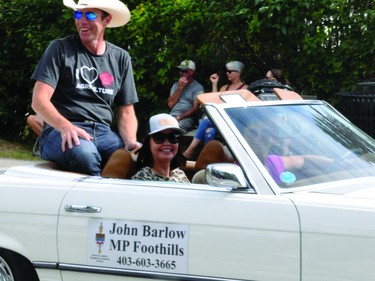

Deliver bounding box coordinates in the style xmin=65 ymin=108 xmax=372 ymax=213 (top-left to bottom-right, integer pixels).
xmin=285 ymin=177 xmax=375 ymax=240
xmin=286 ymin=177 xmax=375 ymax=200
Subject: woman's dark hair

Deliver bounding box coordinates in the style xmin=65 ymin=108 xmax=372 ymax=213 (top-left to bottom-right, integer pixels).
xmin=135 ymin=134 xmax=186 ymax=171
xmin=270 ymin=69 xmax=290 ymax=86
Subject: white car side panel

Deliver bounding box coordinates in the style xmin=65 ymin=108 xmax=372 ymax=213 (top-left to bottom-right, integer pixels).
xmin=61 ymin=271 xmax=150 ymax=281
xmin=289 ymin=195 xmax=375 ymax=281
xmin=0 ymin=175 xmax=74 ymax=261
xmin=35 ymin=268 xmax=63 ymax=281
xmin=58 ymin=179 xmax=301 ymax=281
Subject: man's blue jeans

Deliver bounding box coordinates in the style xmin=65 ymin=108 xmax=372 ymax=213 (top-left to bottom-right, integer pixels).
xmin=40 ymin=122 xmax=124 ymax=176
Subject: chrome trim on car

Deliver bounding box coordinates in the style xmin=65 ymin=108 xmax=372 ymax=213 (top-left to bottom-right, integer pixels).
xmin=33 ymin=261 xmax=252 ymax=281
xmin=64 ymin=204 xmax=102 ymax=213
xmin=206 ymin=163 xmax=248 ymax=190
xmin=32 ymin=261 xmax=58 ymax=268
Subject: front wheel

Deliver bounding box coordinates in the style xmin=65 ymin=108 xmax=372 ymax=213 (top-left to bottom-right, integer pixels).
xmin=0 ymin=255 xmax=14 ymax=281
xmin=0 ymin=251 xmax=38 ymax=281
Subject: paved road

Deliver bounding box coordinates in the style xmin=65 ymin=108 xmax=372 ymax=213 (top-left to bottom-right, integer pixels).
xmin=0 ymin=158 xmax=43 ymax=169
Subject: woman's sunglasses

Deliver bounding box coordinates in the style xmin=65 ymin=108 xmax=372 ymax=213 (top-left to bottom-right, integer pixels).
xmin=226 ymin=70 xmax=239 ymax=74
xmin=152 ymin=132 xmax=181 ymax=144
xmin=74 ymin=10 xmax=97 ymax=21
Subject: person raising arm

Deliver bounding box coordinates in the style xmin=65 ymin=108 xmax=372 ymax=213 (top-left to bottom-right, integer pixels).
xmin=168 ymin=60 xmax=204 ymax=132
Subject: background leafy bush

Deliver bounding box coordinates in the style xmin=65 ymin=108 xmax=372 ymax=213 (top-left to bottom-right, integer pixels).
xmin=0 ymin=0 xmax=374 ymax=141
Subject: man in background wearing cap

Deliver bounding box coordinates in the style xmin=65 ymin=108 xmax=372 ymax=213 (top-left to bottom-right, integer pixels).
xmin=167 ymin=60 xmax=204 ymax=132
xmin=31 ymin=0 xmax=139 ymax=176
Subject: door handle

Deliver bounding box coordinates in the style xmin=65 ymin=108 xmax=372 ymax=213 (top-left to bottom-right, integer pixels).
xmin=65 ymin=204 xmax=102 ymax=213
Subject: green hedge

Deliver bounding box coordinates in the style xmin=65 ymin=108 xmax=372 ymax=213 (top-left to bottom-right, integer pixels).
xmin=0 ymin=0 xmax=374 ymax=140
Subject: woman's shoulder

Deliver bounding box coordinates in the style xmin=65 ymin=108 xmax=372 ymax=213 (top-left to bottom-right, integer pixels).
xmin=171 ymin=168 xmax=190 ymax=183
xmin=219 ymin=84 xmax=230 ymax=91
xmin=131 ymin=166 xmax=152 ymax=180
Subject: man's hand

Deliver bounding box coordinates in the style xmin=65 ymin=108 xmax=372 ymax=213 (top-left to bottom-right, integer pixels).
xmin=178 ymin=77 xmax=189 ymax=89
xmin=125 ymin=141 xmax=142 ymax=153
xmin=60 ymin=124 xmax=93 ymax=152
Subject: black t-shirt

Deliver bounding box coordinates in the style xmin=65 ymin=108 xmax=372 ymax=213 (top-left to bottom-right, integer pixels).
xmin=31 ymin=35 xmax=138 ymax=125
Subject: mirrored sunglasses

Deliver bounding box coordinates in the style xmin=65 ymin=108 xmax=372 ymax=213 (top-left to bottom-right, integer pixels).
xmin=152 ymin=132 xmax=181 ymax=144
xmin=74 ymin=10 xmax=97 ymax=21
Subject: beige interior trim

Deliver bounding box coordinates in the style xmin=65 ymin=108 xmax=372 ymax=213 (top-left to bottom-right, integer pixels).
xmin=197 ymin=89 xmax=260 ymax=106
xmin=273 ymin=88 xmax=303 ymax=100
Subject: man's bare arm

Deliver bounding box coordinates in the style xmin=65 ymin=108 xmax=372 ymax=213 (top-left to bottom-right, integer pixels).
xmin=167 ymin=77 xmax=188 ymax=108
xmin=31 ymin=81 xmax=92 ymax=151
xmin=176 ymin=99 xmax=200 ymax=121
xmin=117 ymin=104 xmax=140 ymax=151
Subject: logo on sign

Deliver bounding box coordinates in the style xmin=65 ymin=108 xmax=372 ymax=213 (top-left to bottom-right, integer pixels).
xmin=95 ymin=222 xmax=106 ymax=254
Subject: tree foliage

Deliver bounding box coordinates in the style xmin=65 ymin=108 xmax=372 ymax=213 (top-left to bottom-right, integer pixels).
xmin=126 ymin=0 xmax=374 ymax=99
xmin=0 ymin=0 xmax=74 ymax=139
xmin=0 ymin=0 xmax=374 ymax=140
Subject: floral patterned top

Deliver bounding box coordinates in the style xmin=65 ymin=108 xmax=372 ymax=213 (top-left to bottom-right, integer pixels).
xmin=131 ymin=167 xmax=190 ymax=183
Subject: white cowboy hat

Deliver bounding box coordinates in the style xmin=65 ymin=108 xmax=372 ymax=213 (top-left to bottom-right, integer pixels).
xmin=63 ymin=0 xmax=131 ymax=28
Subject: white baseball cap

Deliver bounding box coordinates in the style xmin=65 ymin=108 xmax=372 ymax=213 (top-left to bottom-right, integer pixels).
xmin=148 ymin=113 xmax=185 ymax=135
xmin=177 ymin=60 xmax=196 ymax=71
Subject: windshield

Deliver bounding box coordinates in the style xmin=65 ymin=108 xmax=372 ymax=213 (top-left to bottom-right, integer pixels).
xmin=224 ymin=103 xmax=375 ymax=188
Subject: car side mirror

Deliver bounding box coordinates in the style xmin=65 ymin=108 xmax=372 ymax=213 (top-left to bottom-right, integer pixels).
xmin=205 ymin=163 xmax=248 ymax=190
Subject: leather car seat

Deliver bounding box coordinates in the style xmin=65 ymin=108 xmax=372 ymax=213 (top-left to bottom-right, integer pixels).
xmin=101 ymin=149 xmax=136 ymax=179
xmin=194 ymin=140 xmax=228 ymax=171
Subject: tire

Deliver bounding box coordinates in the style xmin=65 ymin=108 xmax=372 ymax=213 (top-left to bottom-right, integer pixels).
xmin=0 ymin=255 xmax=14 ymax=281
xmin=0 ymin=250 xmax=38 ymax=281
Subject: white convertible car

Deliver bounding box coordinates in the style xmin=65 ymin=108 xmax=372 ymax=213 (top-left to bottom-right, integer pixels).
xmin=1 ymin=89 xmax=375 ymax=281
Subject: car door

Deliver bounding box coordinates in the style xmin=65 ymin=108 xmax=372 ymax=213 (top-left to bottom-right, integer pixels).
xmin=58 ymin=177 xmax=300 ymax=281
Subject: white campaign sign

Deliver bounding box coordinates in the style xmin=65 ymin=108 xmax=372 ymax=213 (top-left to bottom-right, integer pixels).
xmin=88 ymin=219 xmax=189 ymax=273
